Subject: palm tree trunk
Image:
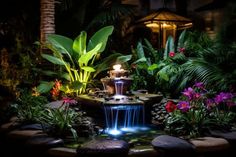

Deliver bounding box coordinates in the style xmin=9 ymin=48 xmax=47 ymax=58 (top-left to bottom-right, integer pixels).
xmin=40 ymin=0 xmax=55 ymax=44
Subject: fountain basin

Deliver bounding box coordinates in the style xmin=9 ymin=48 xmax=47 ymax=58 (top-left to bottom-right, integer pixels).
xmin=77 ymin=93 xmax=163 ymax=132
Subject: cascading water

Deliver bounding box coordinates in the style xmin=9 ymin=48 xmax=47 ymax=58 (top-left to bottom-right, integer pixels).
xmin=104 ymin=105 xmax=145 ymax=135
xmin=101 ymin=64 xmax=148 ymax=136
xmin=114 ymin=80 xmax=124 ymax=95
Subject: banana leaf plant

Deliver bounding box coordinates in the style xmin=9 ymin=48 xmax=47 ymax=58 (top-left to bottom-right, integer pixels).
xmin=38 ymin=25 xmax=131 ymax=95
xmin=130 ymin=30 xmax=188 ymax=94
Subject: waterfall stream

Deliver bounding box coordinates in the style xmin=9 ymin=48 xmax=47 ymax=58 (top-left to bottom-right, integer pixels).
xmin=104 ymin=105 xmax=145 ymax=135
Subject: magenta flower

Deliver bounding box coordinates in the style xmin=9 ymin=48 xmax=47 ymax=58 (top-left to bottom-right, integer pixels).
xmin=194 ymin=93 xmax=202 ymax=99
xmin=177 ymin=101 xmax=190 ymax=112
xmin=182 ymin=87 xmax=195 ymax=100
xmin=62 ymin=97 xmax=77 ymax=105
xmin=169 ymin=51 xmax=175 ymax=57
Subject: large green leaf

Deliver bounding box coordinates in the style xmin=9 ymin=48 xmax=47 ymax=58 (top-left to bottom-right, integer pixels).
xmin=177 ymin=29 xmax=187 ymax=50
xmin=47 ymin=34 xmax=74 ymax=62
xmin=81 ymin=66 xmax=96 ymax=72
xmin=61 ymin=73 xmax=70 ymax=81
xmin=37 ymin=81 xmax=54 ymax=93
xmin=132 ymin=57 xmax=147 ymax=64
xmin=148 ymin=64 xmax=158 ymax=71
xmin=47 ymin=34 xmax=73 ymax=54
xmin=158 ymin=67 xmax=170 ymax=81
xmin=87 ymin=25 xmax=114 ymax=52
xmin=32 ymin=68 xmax=57 ymax=77
xmin=144 ymin=38 xmax=159 ymax=62
xmin=164 ymin=36 xmax=174 ymax=59
xmin=73 ymin=31 xmax=87 ymax=56
xmin=136 ymin=41 xmax=145 ymax=59
xmin=41 ymin=54 xmax=65 ymax=65
xmin=78 ymin=43 xmax=102 ymax=67
xmin=116 ymin=54 xmax=132 ymax=63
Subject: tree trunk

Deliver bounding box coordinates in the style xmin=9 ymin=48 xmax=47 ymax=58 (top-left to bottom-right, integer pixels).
xmin=40 ymin=0 xmax=55 ymax=44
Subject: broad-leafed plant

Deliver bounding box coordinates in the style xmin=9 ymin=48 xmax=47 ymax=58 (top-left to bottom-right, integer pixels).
xmin=130 ymin=30 xmax=188 ymax=95
xmin=38 ymin=25 xmax=131 ymax=95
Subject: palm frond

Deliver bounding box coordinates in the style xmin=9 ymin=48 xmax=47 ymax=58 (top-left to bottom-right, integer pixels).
xmin=183 ymin=58 xmax=234 ymax=90
xmin=88 ymin=2 xmax=136 ymax=28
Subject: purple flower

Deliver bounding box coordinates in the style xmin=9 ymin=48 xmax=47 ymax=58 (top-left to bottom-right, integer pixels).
xmin=177 ymin=101 xmax=190 ymax=112
xmin=214 ymin=92 xmax=234 ymax=104
xmin=182 ymin=87 xmax=195 ymax=100
xmin=194 ymin=82 xmax=204 ymax=89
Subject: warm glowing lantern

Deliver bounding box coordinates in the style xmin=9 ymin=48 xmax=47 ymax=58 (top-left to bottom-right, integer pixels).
xmin=137 ymin=8 xmax=192 ymax=48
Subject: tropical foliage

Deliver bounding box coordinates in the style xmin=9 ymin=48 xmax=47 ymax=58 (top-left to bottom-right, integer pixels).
xmin=40 ymin=98 xmax=84 ymax=141
xmin=131 ymin=29 xmax=236 ymax=97
xmin=182 ymin=44 xmax=236 ymax=92
xmin=15 ymin=91 xmax=48 ymax=124
xmin=39 ymin=25 xmax=131 ymax=96
xmin=130 ymin=30 xmax=188 ymax=95
xmin=165 ymin=82 xmax=236 ymax=138
xmin=130 ymin=38 xmax=161 ymax=93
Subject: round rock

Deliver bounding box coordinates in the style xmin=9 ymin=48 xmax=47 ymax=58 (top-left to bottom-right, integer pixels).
xmin=76 ymin=139 xmax=129 ymax=157
xmin=209 ymin=130 xmax=236 ymax=146
xmin=25 ymin=135 xmax=64 ymax=150
xmin=189 ymin=137 xmax=230 ymax=153
xmin=151 ymin=135 xmax=196 ymax=157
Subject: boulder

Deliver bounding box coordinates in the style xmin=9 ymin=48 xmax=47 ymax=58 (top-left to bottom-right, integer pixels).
xmin=151 ymin=135 xmax=196 ymax=157
xmin=209 ymin=130 xmax=236 ymax=146
xmin=189 ymin=137 xmax=230 ymax=153
xmin=76 ymin=139 xmax=129 ymax=157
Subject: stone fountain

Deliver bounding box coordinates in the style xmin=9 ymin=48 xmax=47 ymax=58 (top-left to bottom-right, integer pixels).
xmin=77 ymin=64 xmax=163 ymax=135
xmin=100 ymin=64 xmax=142 ymax=105
xmin=100 ymin=64 xmax=146 ymax=135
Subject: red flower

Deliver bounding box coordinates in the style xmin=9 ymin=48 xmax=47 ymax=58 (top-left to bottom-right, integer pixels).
xmin=178 ymin=47 xmax=186 ymax=53
xmin=165 ymin=101 xmax=177 ymax=113
xmin=169 ymin=51 xmax=175 ymax=57
xmin=50 ymin=79 xmax=62 ymax=100
xmin=55 ymin=79 xmax=62 ymax=88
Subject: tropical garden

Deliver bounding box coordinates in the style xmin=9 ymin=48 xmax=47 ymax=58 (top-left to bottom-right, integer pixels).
xmin=0 ymin=0 xmax=236 ymax=156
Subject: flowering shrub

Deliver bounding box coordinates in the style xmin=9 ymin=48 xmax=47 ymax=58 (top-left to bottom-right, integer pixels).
xmin=165 ymin=82 xmax=236 ymax=138
xmin=41 ymin=97 xmax=84 ymax=140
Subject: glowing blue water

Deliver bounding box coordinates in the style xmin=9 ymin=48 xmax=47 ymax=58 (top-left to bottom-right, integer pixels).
xmin=104 ymin=105 xmax=145 ymax=136
xmin=103 ymin=78 xmax=147 ymax=136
